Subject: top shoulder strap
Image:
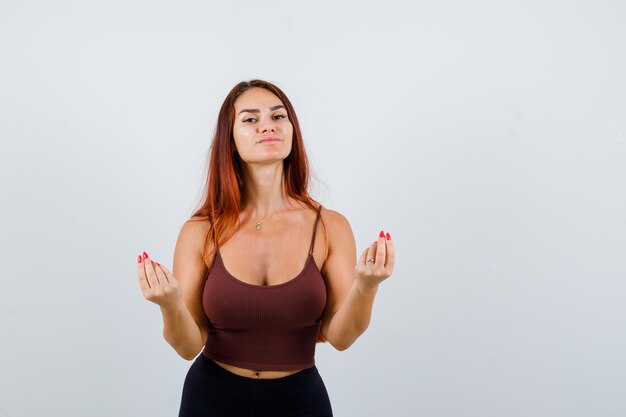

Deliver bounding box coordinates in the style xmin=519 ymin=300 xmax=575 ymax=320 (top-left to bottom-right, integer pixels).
xmin=308 ymin=204 xmax=323 ymax=256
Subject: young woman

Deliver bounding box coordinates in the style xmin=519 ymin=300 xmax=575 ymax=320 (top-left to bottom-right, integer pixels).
xmin=135 ymin=79 xmax=395 ymax=416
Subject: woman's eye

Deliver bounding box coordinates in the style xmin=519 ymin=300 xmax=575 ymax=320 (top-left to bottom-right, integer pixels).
xmin=242 ymin=114 xmax=286 ymax=123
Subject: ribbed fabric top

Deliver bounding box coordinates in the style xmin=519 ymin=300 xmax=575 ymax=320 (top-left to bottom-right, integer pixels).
xmin=201 ymin=204 xmax=327 ymax=371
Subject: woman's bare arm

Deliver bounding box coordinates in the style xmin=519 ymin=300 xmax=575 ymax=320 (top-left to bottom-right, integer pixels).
xmin=161 ymin=218 xmax=211 ymax=360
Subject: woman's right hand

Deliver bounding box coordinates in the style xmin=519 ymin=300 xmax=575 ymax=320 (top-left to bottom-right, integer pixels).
xmin=136 ymin=251 xmax=183 ymax=310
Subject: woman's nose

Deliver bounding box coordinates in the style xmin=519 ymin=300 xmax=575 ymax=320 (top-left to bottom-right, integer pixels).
xmin=258 ymin=121 xmax=277 ymax=133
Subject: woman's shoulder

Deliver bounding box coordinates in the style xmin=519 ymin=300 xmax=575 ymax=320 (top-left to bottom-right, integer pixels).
xmin=315 ymin=205 xmax=354 ymax=253
xmin=185 ymin=215 xmax=212 ymax=235
xmin=188 ymin=214 xmax=212 ymax=224
xmin=314 ymin=205 xmax=355 ymax=269
xmin=317 ymin=204 xmax=350 ymax=228
xmin=183 ymin=215 xmax=215 ymax=268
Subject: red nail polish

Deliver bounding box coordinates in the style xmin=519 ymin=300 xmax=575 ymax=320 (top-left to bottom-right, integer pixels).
xmin=386 ymin=232 xmax=391 ymax=240
xmin=137 ymin=255 xmax=142 ymax=263
xmin=142 ymin=251 xmax=148 ymax=259
xmin=379 ymin=230 xmax=385 ymax=238
xmin=374 ymin=241 xmax=378 ymax=245
xmin=156 ymin=262 xmax=160 ymax=266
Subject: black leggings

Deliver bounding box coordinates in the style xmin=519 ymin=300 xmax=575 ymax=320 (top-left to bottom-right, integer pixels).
xmin=178 ymin=353 xmax=334 ymax=417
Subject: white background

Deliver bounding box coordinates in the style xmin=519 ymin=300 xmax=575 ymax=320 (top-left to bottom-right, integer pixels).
xmin=1 ymin=1 xmax=625 ymax=416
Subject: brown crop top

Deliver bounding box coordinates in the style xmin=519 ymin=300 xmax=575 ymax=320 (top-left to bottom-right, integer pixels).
xmin=201 ymin=204 xmax=327 ymax=371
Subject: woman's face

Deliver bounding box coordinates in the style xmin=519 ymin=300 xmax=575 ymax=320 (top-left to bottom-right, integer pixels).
xmin=232 ymin=87 xmax=293 ymax=164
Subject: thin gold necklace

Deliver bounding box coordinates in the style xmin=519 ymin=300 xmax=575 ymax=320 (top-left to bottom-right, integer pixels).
xmin=254 ymin=210 xmax=280 ymax=231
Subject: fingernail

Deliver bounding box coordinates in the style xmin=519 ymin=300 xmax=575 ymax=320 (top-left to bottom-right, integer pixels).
xmin=386 ymin=232 xmax=391 ymax=240
xmin=374 ymin=241 xmax=378 ymax=245
xmin=379 ymin=230 xmax=385 ymax=238
xmin=137 ymin=255 xmax=142 ymax=263
xmin=156 ymin=262 xmax=160 ymax=266
xmin=142 ymin=251 xmax=148 ymax=259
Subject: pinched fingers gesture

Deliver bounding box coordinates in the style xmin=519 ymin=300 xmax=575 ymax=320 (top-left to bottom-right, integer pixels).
xmin=355 ymin=230 xmax=395 ymax=290
xmin=136 ymin=251 xmax=182 ymax=309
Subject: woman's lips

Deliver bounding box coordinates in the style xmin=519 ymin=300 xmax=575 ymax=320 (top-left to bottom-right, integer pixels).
xmin=258 ymin=138 xmax=282 ymax=144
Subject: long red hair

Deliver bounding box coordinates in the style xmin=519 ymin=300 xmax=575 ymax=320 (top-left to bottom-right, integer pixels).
xmin=190 ymin=79 xmax=328 ymax=343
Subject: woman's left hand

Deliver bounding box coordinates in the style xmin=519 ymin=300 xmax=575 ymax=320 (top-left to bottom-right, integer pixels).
xmin=355 ymin=230 xmax=395 ymax=290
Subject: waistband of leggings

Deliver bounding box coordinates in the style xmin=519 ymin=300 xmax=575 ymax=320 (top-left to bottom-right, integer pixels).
xmin=197 ymin=352 xmax=319 ymax=388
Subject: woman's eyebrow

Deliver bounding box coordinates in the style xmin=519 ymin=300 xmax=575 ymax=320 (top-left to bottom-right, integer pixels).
xmin=237 ymin=105 xmax=285 ymax=115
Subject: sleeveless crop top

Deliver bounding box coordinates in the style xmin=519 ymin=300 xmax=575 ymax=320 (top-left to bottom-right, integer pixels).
xmin=201 ymin=204 xmax=327 ymax=371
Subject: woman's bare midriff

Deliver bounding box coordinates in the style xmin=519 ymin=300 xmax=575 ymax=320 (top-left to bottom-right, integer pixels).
xmin=211 ymin=358 xmax=305 ymax=379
